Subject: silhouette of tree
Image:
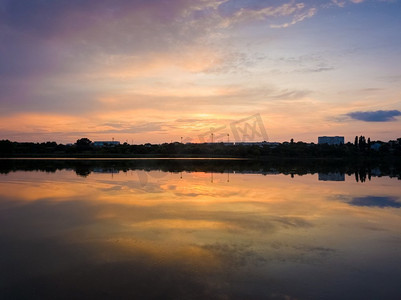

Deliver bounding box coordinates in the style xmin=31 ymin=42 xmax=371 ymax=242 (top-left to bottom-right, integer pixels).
xmin=76 ymin=138 xmax=92 ymax=146
xmin=76 ymin=138 xmax=92 ymax=150
xmin=359 ymin=136 xmax=366 ymax=151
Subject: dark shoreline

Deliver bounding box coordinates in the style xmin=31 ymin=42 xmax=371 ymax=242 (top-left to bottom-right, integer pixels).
xmin=2 ymin=138 xmax=401 ymax=161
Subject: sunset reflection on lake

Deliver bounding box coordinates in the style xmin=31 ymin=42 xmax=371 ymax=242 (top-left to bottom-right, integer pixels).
xmin=1 ymin=162 xmax=400 ymax=299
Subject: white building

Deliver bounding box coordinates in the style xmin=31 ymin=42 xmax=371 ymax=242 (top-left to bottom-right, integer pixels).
xmin=92 ymin=141 xmax=120 ymax=147
xmin=370 ymin=142 xmax=382 ymax=151
xmin=318 ymin=136 xmax=344 ymax=145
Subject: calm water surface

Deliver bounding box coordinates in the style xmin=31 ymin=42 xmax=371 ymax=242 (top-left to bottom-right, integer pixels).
xmin=0 ymin=160 xmax=400 ymax=299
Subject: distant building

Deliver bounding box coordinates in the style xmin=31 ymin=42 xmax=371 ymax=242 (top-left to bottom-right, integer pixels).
xmin=233 ymin=142 xmax=271 ymax=147
xmin=370 ymin=142 xmax=382 ymax=151
xmin=318 ymin=136 xmax=344 ymax=145
xmin=92 ymin=141 xmax=120 ymax=147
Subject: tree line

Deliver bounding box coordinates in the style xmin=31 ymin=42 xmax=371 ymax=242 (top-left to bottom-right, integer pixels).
xmin=1 ymin=137 xmax=401 ymax=158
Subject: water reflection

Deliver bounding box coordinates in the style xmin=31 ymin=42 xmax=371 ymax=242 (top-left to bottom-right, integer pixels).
xmin=318 ymin=172 xmax=345 ymax=181
xmin=349 ymin=196 xmax=401 ymax=208
xmin=1 ymin=158 xmax=400 ymax=182
xmin=0 ymin=160 xmax=400 ymax=299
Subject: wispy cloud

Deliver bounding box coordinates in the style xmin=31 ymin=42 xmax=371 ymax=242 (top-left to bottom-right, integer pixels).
xmin=220 ymin=1 xmax=317 ymax=28
xmin=270 ymin=7 xmax=317 ymax=29
xmin=331 ymin=0 xmax=346 ymax=7
xmin=347 ymin=110 xmax=401 ymax=122
xmin=297 ymin=65 xmax=335 ymax=73
xmin=331 ymin=0 xmax=366 ymax=7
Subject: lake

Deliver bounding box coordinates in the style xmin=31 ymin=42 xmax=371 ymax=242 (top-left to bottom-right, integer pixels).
xmin=0 ymin=159 xmax=400 ymax=299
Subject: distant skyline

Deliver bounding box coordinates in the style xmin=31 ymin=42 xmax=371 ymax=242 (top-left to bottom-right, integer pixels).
xmin=1 ymin=0 xmax=400 ymax=144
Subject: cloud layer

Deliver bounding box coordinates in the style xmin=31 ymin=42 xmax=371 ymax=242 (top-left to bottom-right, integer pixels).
xmin=347 ymin=110 xmax=401 ymax=122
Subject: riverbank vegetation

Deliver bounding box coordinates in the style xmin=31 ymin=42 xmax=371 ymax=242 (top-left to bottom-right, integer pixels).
xmin=1 ymin=137 xmax=400 ymax=159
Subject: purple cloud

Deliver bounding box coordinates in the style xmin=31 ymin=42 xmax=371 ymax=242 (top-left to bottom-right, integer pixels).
xmin=347 ymin=110 xmax=401 ymax=122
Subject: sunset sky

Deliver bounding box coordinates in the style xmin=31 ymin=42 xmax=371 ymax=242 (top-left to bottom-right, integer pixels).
xmin=1 ymin=0 xmax=400 ymax=144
